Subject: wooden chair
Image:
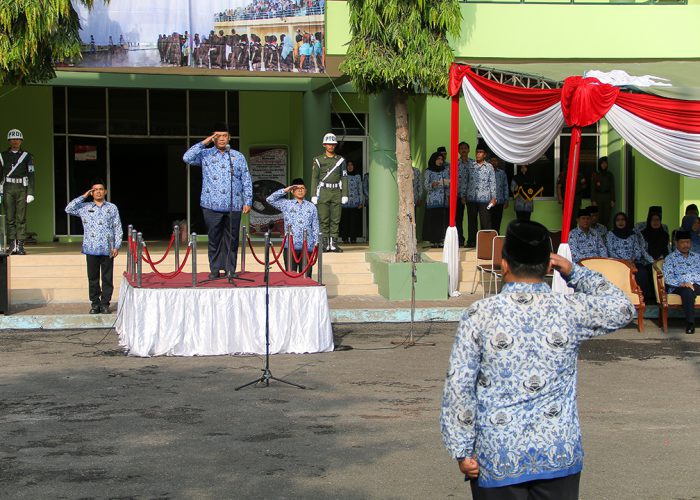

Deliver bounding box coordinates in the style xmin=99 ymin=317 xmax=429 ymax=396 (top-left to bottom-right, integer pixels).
xmin=580 ymin=257 xmax=645 ymax=332
xmin=652 ymin=258 xmax=700 ymax=332
xmin=485 ymin=235 xmax=506 ymax=296
xmin=470 ymin=229 xmax=498 ymax=296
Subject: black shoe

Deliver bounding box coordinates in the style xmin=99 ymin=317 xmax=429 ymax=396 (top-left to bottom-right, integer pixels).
xmin=17 ymin=240 xmax=26 ymax=255
xmin=9 ymin=240 xmax=18 ymax=255
xmin=686 ymin=323 xmax=695 ymax=334
xmin=465 ymin=242 xmax=476 ymax=249
xmin=89 ymin=305 xmax=101 ymax=314
xmin=208 ymin=271 xmax=220 ymax=280
xmin=100 ymin=305 xmax=110 ymax=314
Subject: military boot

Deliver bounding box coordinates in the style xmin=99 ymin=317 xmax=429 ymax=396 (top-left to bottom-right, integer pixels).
xmin=17 ymin=240 xmax=26 ymax=255
xmin=323 ymin=237 xmax=331 ymax=252
xmin=10 ymin=240 xmax=19 ymax=255
xmin=329 ymin=237 xmax=343 ymax=253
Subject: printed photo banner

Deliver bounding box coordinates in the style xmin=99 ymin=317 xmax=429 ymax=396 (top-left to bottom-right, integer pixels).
xmin=66 ymin=0 xmax=326 ymax=74
xmin=248 ymin=146 xmax=289 ymax=236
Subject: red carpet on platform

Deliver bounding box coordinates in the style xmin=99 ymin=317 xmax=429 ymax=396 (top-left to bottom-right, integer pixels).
xmin=123 ymin=271 xmax=320 ymax=289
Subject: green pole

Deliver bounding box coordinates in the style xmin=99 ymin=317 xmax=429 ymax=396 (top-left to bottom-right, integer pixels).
xmin=368 ymin=91 xmax=398 ymax=252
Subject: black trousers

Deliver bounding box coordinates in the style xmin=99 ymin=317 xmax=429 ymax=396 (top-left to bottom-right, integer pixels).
xmin=667 ymin=284 xmax=700 ymax=323
xmin=86 ymin=254 xmax=114 ymax=306
xmin=515 ymin=211 xmax=532 ymax=221
xmin=456 ymin=202 xmax=466 ymax=246
xmin=491 ymin=204 xmax=505 ymax=234
xmin=284 ymin=247 xmax=313 ymax=278
xmin=202 ymin=208 xmax=241 ymax=275
xmin=470 ymin=472 xmax=580 ymax=500
xmin=467 ymin=202 xmax=493 ymax=245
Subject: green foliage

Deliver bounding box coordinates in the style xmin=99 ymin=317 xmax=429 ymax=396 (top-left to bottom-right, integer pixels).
xmin=0 ymin=0 xmax=97 ymax=85
xmin=340 ymin=0 xmax=461 ymax=96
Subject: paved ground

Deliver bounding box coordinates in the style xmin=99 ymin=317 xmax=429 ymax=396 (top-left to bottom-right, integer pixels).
xmin=0 ymin=321 xmax=699 ymax=499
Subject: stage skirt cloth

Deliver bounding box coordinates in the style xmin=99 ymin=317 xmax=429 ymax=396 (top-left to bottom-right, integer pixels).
xmin=339 ymin=207 xmax=363 ymax=239
xmin=422 ymin=207 xmax=448 ymax=243
xmin=116 ymin=277 xmax=334 ymax=356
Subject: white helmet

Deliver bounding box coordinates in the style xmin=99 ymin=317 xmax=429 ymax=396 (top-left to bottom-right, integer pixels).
xmin=7 ymin=129 xmax=23 ymax=140
xmin=322 ymin=133 xmax=337 ymax=145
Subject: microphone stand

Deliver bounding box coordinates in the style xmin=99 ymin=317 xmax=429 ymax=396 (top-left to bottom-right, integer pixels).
xmin=392 ymin=213 xmax=435 ymax=348
xmin=223 ymin=144 xmax=252 ymax=285
xmin=236 ymin=231 xmax=306 ymax=390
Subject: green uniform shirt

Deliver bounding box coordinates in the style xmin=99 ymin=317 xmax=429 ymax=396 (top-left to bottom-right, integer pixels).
xmin=592 ymin=170 xmax=615 ymax=201
xmin=0 ymin=149 xmax=35 ymax=195
xmin=310 ymin=153 xmax=348 ymax=198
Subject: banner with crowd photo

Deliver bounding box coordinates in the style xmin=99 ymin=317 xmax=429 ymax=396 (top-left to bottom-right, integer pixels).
xmin=67 ymin=0 xmax=326 ymax=73
xmin=248 ymin=147 xmax=289 ymax=236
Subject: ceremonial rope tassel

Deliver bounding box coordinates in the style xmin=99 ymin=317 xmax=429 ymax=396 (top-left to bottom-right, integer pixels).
xmin=141 ymin=232 xmax=176 ymax=265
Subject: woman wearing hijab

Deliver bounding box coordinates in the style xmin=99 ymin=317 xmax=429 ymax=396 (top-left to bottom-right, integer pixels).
xmin=640 ymin=212 xmax=670 ymax=260
xmin=680 ymin=214 xmax=700 ymax=254
xmin=607 ymin=212 xmax=654 ymax=301
xmin=422 ymin=151 xmax=449 ymax=247
xmin=339 ymin=161 xmax=365 ymax=244
xmin=511 ymin=164 xmax=535 ymax=221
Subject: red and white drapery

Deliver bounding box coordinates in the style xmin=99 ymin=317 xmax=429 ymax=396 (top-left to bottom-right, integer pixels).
xmin=445 ymin=64 xmax=700 ymax=294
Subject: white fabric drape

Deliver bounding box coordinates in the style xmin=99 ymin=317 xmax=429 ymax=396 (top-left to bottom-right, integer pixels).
xmin=442 ymin=226 xmax=461 ymax=297
xmin=462 ymin=78 xmax=566 ymax=165
xmin=551 ymin=243 xmax=574 ymax=295
xmin=605 ymin=104 xmax=700 ymax=178
xmin=116 ymin=278 xmax=334 ymax=356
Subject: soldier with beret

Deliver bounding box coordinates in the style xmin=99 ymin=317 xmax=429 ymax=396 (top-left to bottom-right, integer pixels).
xmin=441 ymin=220 xmax=634 ymax=498
xmin=183 ymin=123 xmax=252 ymax=280
xmin=310 ymin=133 xmax=348 ymax=252
xmin=1 ymin=129 xmax=36 ymax=255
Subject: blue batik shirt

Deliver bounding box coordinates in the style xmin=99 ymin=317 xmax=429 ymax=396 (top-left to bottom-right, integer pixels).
xmin=65 ymin=196 xmax=123 ymax=256
xmin=605 ymin=232 xmax=653 ymax=265
xmin=591 ymin=223 xmax=607 ymax=240
xmin=413 ymin=167 xmax=424 ymax=204
xmin=494 ymin=168 xmax=510 ymax=205
xmin=345 ymin=175 xmax=365 ymax=208
xmin=441 ymin=265 xmax=634 ymax=488
xmin=466 ymin=162 xmax=497 ymax=203
xmin=266 ymin=189 xmax=320 ymax=251
xmin=569 ymin=227 xmax=608 ymax=263
xmin=424 ymin=168 xmax=450 ymax=208
xmin=458 ymin=158 xmax=473 ymax=199
xmin=662 ymin=250 xmax=700 ymax=288
xmin=183 ymin=143 xmax=253 ymax=212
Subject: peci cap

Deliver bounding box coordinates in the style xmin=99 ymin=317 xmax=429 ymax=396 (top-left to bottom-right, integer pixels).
xmin=675 ymin=230 xmax=691 ymax=241
xmin=577 ymin=208 xmax=591 ymax=218
xmin=291 ymin=177 xmax=305 ymax=186
xmin=213 ymin=122 xmax=230 ymax=133
xmin=504 ymin=220 xmax=551 ymax=265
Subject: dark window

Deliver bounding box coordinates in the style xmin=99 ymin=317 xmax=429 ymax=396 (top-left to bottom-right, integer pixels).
xmin=149 ymin=90 xmax=186 ymax=136
xmin=523 ymin=144 xmax=555 ymax=198
xmin=67 ymin=87 xmax=106 ymax=135
xmin=108 ymin=88 xmax=147 ymax=135
xmin=227 ymin=91 xmax=240 ymax=137
xmin=54 ymin=136 xmax=68 ymax=234
xmin=560 ymin=135 xmax=598 ymax=199
xmin=189 ymin=91 xmax=226 ymax=137
xmin=53 ymin=87 xmax=66 ymax=134
xmin=331 ymin=112 xmax=366 ymax=136
xmin=67 ymin=137 xmax=107 ymax=234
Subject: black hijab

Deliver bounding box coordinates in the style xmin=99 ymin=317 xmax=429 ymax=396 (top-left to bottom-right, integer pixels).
xmin=513 ymin=165 xmax=534 ymax=186
xmin=641 ymin=212 xmax=669 ymax=259
xmin=611 ymin=212 xmax=634 ymax=239
xmin=427 ymin=152 xmax=445 ymax=173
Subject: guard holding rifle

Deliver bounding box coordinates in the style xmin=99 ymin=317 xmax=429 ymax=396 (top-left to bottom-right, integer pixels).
xmin=1 ymin=129 xmax=36 ymax=255
xmin=310 ymin=133 xmax=348 ymax=253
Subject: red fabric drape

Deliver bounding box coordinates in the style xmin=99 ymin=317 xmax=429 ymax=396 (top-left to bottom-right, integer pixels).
xmin=448 ymin=63 xmax=472 ymax=97
xmin=560 ymin=76 xmax=619 ymax=127
xmin=561 ymin=127 xmax=582 ymax=243
xmin=615 ymin=92 xmax=700 ymax=134
xmin=449 ymin=95 xmax=460 ymax=227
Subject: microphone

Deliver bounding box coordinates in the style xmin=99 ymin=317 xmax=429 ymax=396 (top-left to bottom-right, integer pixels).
xmin=225 ymin=144 xmax=231 ymax=151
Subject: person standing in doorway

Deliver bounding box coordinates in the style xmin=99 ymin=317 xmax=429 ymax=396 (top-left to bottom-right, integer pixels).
xmin=457 ymin=141 xmax=472 ymax=247
xmin=1 ymin=129 xmax=35 ymax=255
xmin=339 ymin=161 xmax=364 ymax=244
xmin=65 ymin=180 xmax=122 ymax=314
xmin=465 ymin=140 xmax=497 ymax=245
xmin=183 ymin=123 xmax=252 ymax=280
xmin=310 ymin=133 xmax=348 ymax=252
xmin=511 ymin=164 xmax=535 ymax=222
xmin=591 ymin=156 xmax=615 ymax=229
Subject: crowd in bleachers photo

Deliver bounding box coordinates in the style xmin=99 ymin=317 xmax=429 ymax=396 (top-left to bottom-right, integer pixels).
xmin=215 ymin=0 xmax=324 ymax=22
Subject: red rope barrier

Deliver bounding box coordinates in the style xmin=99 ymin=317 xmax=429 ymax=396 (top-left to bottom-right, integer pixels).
xmin=141 ymin=233 xmax=175 ymax=265
xmin=247 ymin=234 xmax=286 ymax=266
xmin=288 ymin=234 xmax=304 ymax=264
xmin=276 ymin=246 xmax=318 ymax=278
xmin=142 ymin=244 xmax=192 ymax=279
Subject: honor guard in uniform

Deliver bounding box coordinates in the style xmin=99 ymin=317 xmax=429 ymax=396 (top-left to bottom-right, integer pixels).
xmin=310 ymin=133 xmax=348 ymax=252
xmin=1 ymin=129 xmax=36 ymax=254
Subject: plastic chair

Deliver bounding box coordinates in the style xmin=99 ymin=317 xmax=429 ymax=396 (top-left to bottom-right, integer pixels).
xmin=485 ymin=235 xmax=506 ymax=296
xmin=470 ymin=229 xmax=497 ymax=295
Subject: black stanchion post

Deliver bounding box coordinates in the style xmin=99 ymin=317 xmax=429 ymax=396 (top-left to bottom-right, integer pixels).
xmin=174 ymin=224 xmax=180 ymax=271
xmin=191 ymin=232 xmax=197 ymax=288
xmin=317 ymin=231 xmax=323 ymax=284
xmin=136 ymin=232 xmax=143 ymax=288
xmin=241 ymin=225 xmax=247 ymax=273
xmin=302 ymin=229 xmax=308 ymax=273
xmin=131 ymin=228 xmax=138 ymax=282
xmin=126 ymin=224 xmax=133 ymax=275
xmin=286 ymin=224 xmax=292 ymax=272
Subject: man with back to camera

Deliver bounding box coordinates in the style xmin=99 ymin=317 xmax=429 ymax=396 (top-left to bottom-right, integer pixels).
xmin=310 ymin=132 xmax=348 ymax=253
xmin=663 ymin=230 xmax=700 ymax=334
xmin=1 ymin=129 xmax=36 ymax=255
xmin=183 ymin=123 xmax=252 ymax=280
xmin=441 ymin=220 xmax=634 ymax=499
xmin=65 ymin=180 xmax=122 ymax=314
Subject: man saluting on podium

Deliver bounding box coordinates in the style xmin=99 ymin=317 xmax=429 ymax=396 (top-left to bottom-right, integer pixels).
xmin=183 ymin=123 xmax=252 ymax=280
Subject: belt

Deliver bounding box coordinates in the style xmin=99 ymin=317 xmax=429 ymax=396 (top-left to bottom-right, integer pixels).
xmin=321 ymin=182 xmax=340 ymax=189
xmin=5 ymin=177 xmax=25 ymax=184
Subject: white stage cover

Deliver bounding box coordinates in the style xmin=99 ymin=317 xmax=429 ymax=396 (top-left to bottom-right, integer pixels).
xmin=116 ymin=277 xmax=334 ymax=356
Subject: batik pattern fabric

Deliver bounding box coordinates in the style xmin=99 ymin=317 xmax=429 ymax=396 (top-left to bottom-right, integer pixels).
xmin=662 ymin=250 xmax=700 ymax=287
xmin=412 ymin=167 xmax=424 ymax=204
xmin=466 ymin=162 xmax=497 ymax=203
xmin=605 ymin=232 xmax=653 ymax=264
xmin=424 ymin=168 xmax=450 ymax=209
xmin=440 ymin=265 xmax=634 ymax=488
xmin=511 ymin=178 xmax=533 ymax=213
xmin=266 ymin=189 xmax=320 ymax=250
xmin=65 ymin=197 xmax=123 ymax=256
xmin=568 ymin=228 xmax=608 ymax=263
xmin=458 ymin=158 xmax=473 ymax=198
xmin=183 ymin=143 xmax=253 ymax=212
xmin=344 ymin=175 xmax=365 ymax=208
xmin=494 ymin=169 xmax=510 ymax=205
xmin=591 ymin=223 xmax=607 ymax=240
